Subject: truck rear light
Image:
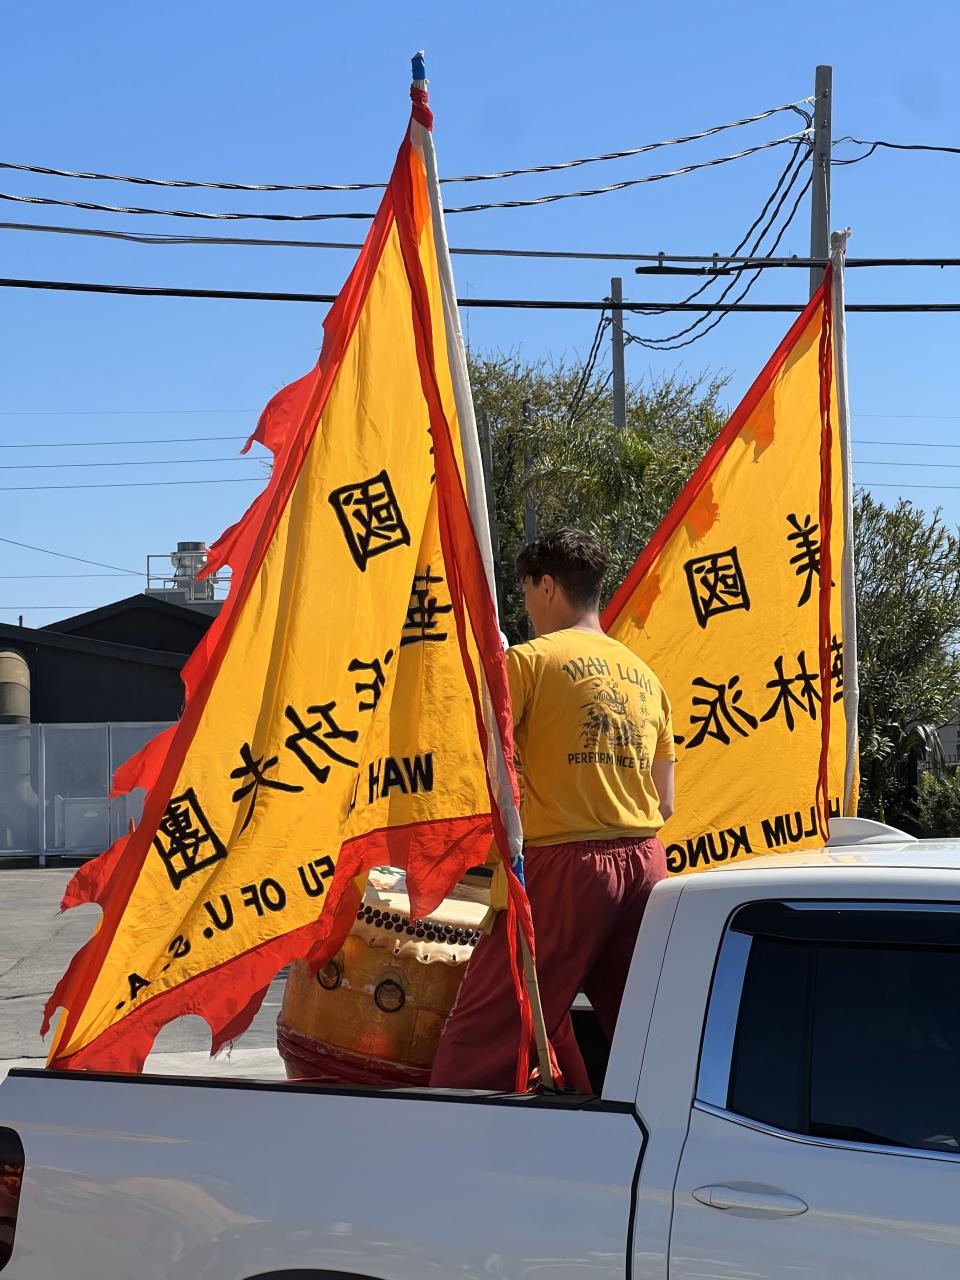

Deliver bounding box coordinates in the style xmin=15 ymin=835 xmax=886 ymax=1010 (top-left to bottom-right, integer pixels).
xmin=0 ymin=1128 xmax=24 ymax=1273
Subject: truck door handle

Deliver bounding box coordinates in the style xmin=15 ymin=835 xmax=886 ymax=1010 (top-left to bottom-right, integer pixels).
xmin=692 ymin=1185 xmax=808 ymax=1217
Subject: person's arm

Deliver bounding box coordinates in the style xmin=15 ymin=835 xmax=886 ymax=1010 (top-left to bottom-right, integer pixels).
xmin=653 ymin=685 xmax=676 ymax=821
xmin=505 ymin=645 xmax=532 ymax=731
xmin=652 ymin=758 xmax=675 ymax=822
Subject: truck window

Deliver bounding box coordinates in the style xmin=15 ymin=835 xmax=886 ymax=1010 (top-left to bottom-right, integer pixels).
xmin=728 ymin=935 xmax=810 ymax=1135
xmin=703 ymin=902 xmax=960 ymax=1156
xmin=809 ymin=944 xmax=960 ymax=1153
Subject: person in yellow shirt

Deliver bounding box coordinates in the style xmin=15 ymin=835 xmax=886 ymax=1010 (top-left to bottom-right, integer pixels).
xmin=430 ymin=527 xmax=674 ymax=1093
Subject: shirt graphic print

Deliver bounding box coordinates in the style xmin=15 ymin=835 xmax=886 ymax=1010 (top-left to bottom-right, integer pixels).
xmin=506 ymin=628 xmax=675 ymax=847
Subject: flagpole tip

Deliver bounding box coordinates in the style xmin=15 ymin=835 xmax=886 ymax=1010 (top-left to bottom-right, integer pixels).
xmin=412 ymin=51 xmax=427 ymax=86
xmin=831 ymin=227 xmax=853 ymax=253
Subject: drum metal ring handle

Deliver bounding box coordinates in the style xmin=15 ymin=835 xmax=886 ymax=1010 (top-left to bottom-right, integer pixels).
xmin=317 ymin=955 xmax=343 ymax=991
xmin=374 ymin=977 xmax=406 ymax=1013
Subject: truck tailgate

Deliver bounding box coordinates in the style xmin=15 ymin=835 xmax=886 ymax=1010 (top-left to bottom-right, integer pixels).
xmin=1 ymin=1070 xmax=644 ymax=1280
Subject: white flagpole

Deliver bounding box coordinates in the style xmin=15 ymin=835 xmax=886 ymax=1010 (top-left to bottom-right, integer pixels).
xmin=409 ymin=55 xmax=524 ymax=869
xmin=409 ymin=55 xmax=556 ymax=1090
xmin=410 ymin=60 xmax=497 ymax=602
xmin=830 ymin=229 xmax=860 ymax=813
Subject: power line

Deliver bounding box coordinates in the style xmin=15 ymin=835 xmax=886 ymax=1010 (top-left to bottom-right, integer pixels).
xmin=0 ymin=535 xmax=141 ymax=574
xmin=626 ymin=172 xmax=813 ymax=351
xmin=10 ymin=222 xmax=958 ymax=268
xmin=567 ymin=311 xmax=611 ymax=423
xmin=572 ymin=368 xmax=615 ymax=424
xmin=0 ymin=573 xmax=227 ymax=582
xmin=0 ymin=480 xmax=957 ymax=507
xmin=7 ymin=275 xmax=960 ymax=312
xmin=0 ymin=409 xmax=251 ymax=416
xmin=413 ymin=135 xmax=812 ymax=213
xmin=0 ymin=435 xmax=249 ymax=448
xmin=0 ymin=454 xmax=257 ymax=470
xmin=670 ymin=141 xmax=808 ymax=311
xmin=0 ymin=435 xmax=252 ymax=450
xmin=0 ymin=433 xmax=949 ymax=460
xmin=0 ymin=278 xmax=310 ymax=306
xmin=834 ymin=136 xmax=960 ymax=159
xmin=0 ymin=573 xmax=142 ymax=578
xmin=0 ymin=415 xmax=951 ymax=432
xmin=0 ymin=219 xmax=546 ymax=255
xmin=1 ymin=605 xmax=105 ymax=611
xmin=0 ymin=448 xmax=950 ymax=477
xmin=0 ymin=435 xmax=948 ymax=462
xmin=0 ymin=134 xmax=808 ymax=222
xmin=625 ymin=139 xmax=809 ymax=349
xmin=862 ymin=482 xmax=960 ymax=491
xmin=0 ymin=408 xmax=950 ymax=425
xmin=0 ymin=102 xmax=811 ymax=192
xmin=856 ymin=459 xmax=960 ymax=469
xmin=854 ymin=438 xmax=960 ymax=447
xmin=0 ymin=219 xmax=787 ymax=261
xmin=633 ymin=253 xmax=960 ymax=269
xmin=831 ymin=145 xmax=879 ymax=168
xmin=650 ymin=139 xmax=809 ymax=315
xmin=0 ymin=476 xmax=262 ymax=492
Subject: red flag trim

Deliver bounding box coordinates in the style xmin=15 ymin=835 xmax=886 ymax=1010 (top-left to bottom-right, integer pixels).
xmin=46 ymin=811 xmax=492 ymax=1071
xmin=815 ymin=264 xmax=836 ymax=840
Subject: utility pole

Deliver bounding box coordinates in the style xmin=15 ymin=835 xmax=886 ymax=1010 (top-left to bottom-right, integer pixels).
xmin=478 ymin=409 xmax=505 ymax=617
xmin=611 ymin=277 xmax=627 ymax=428
xmin=809 ymin=64 xmax=832 ymax=298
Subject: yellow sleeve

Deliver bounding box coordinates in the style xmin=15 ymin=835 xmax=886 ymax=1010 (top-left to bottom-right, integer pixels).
xmin=655 ymin=684 xmax=677 ymax=761
xmin=505 ymin=645 xmax=532 ymax=729
xmin=481 ymin=647 xmax=535 ymax=930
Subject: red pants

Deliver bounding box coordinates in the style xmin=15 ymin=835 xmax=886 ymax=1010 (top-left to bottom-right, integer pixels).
xmin=429 ymin=836 xmax=667 ymax=1093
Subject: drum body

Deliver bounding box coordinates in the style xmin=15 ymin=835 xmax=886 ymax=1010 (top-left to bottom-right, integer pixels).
xmin=277 ymin=883 xmax=486 ymax=1085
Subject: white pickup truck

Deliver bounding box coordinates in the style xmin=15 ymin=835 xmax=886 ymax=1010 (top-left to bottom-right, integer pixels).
xmin=2 ymin=823 xmax=959 ymax=1280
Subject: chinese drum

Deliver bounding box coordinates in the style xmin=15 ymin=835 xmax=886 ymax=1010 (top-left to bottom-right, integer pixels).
xmin=277 ymin=879 xmax=487 ymax=1086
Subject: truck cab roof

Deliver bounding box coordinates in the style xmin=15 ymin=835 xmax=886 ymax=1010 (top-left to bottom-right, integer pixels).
xmin=699 ymin=841 xmax=960 ymax=876
xmin=684 ymin=818 xmax=960 ymax=879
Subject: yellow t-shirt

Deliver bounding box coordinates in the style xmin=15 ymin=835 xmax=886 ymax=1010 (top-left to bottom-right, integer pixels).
xmin=506 ymin=628 xmax=675 ymax=847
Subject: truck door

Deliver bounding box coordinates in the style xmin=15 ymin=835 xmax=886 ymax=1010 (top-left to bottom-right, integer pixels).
xmin=670 ymin=900 xmax=960 ymax=1280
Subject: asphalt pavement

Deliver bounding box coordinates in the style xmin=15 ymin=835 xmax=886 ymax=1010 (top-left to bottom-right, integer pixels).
xmin=0 ymin=867 xmax=287 ymax=1082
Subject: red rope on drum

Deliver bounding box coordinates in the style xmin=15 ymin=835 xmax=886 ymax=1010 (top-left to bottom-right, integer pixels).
xmin=276 ymin=1019 xmax=432 ymax=1088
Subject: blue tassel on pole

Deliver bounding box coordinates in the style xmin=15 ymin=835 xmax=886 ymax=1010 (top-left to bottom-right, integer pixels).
xmin=411 ymin=51 xmax=426 ymax=83
xmin=512 ymin=851 xmax=526 ymax=887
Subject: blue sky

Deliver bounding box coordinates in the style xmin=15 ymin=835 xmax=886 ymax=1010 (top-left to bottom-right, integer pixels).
xmin=2 ymin=0 xmax=959 ymax=622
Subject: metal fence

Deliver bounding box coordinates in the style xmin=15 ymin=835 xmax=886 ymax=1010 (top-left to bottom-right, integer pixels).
xmin=0 ymin=722 xmax=172 ymax=859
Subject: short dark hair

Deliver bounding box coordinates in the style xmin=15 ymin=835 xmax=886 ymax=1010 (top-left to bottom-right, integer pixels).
xmin=515 ymin=527 xmax=609 ymax=609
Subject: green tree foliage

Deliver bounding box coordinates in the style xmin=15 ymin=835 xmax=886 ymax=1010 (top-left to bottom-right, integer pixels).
xmin=916 ymin=769 xmax=960 ymax=838
xmin=854 ymin=493 xmax=960 ymax=826
xmin=468 ymin=351 xmax=727 ymax=641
